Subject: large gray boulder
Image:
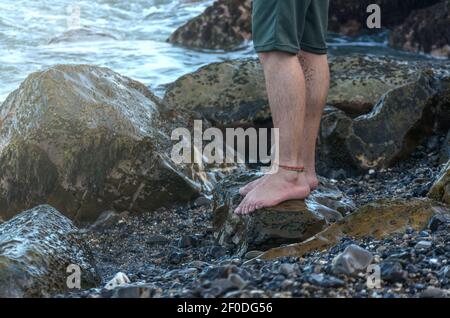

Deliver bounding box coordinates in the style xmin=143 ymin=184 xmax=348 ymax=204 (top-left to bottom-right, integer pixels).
xmin=0 ymin=205 xmax=100 ymax=297
xmin=163 ymin=55 xmax=448 ymax=126
xmin=0 ymin=64 xmax=200 ymax=223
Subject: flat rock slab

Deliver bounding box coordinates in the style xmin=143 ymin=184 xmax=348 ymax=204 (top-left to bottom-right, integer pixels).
xmin=0 ymin=205 xmax=100 ymax=297
xmin=213 ymin=171 xmax=356 ymax=255
xmin=258 ymin=198 xmax=450 ymax=260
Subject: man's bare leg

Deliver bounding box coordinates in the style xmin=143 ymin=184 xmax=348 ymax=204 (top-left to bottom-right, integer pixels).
xmin=298 ymin=51 xmax=329 ymax=189
xmin=235 ymin=51 xmax=310 ymax=215
xmin=239 ymin=51 xmax=329 ymax=195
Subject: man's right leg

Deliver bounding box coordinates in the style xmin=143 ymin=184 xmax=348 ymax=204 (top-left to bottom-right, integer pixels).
xmin=298 ymin=51 xmax=329 ymax=190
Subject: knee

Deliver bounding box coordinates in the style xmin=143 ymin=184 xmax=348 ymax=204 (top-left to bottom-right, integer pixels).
xmin=258 ymin=51 xmax=293 ymax=67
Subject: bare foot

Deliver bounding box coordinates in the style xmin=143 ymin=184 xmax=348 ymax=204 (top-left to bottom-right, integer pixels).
xmin=234 ymin=170 xmax=311 ymax=215
xmin=239 ymin=171 xmax=319 ymax=196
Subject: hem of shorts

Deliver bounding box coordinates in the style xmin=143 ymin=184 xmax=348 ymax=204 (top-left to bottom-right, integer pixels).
xmin=254 ymin=42 xmax=299 ymax=55
xmin=300 ymin=42 xmax=328 ymax=55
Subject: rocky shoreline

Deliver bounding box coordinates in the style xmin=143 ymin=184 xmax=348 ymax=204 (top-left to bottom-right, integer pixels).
xmin=63 ymin=147 xmax=450 ymax=298
xmin=0 ymin=50 xmax=449 ymax=297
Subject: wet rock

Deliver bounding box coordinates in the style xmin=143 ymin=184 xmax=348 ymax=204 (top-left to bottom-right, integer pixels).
xmin=104 ymin=272 xmax=131 ymax=290
xmin=259 ymin=198 xmax=449 ymax=260
xmin=167 ymin=0 xmax=252 ymax=50
xmin=389 ymin=2 xmax=450 ymax=58
xmin=49 ymin=27 xmax=119 ymax=44
xmin=0 ymin=205 xmax=100 ymax=297
xmin=428 ymin=160 xmax=450 ymax=204
xmin=0 ymin=64 xmax=199 ymax=223
xmin=306 ymin=274 xmax=345 ymax=288
xmin=380 ymin=261 xmax=407 ymax=283
xmin=332 ymin=244 xmax=374 ymax=276
xmin=213 ymin=171 xmax=355 ymax=255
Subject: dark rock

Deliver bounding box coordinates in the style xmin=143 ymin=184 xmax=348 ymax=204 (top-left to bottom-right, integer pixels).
xmin=332 ymin=244 xmax=374 ymax=276
xmin=167 ymin=0 xmax=252 ymax=50
xmin=440 ymin=131 xmax=450 ymax=164
xmin=306 ymin=274 xmax=345 ymax=288
xmin=389 ymin=2 xmax=450 ymax=58
xmin=380 ymin=261 xmax=407 ymax=283
xmin=0 ymin=205 xmax=100 ymax=297
xmin=0 ymin=64 xmax=200 ymax=223
xmin=208 ymin=245 xmax=227 ymax=258
xmin=178 ymin=235 xmax=200 ymax=248
xmin=168 ymin=251 xmax=186 ymax=265
xmin=333 ymin=1 xmax=442 ymax=33
xmin=213 ymin=171 xmax=355 ymax=255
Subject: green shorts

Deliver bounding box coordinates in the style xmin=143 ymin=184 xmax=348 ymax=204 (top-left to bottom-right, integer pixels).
xmin=252 ymin=0 xmax=329 ymax=55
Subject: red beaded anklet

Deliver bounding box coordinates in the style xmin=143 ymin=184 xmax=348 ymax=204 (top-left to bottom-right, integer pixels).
xmin=278 ymin=164 xmax=305 ymax=172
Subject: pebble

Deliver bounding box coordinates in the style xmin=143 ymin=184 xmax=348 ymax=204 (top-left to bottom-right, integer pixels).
xmin=168 ymin=251 xmax=186 ymax=265
xmin=415 ymin=240 xmax=432 ymax=250
xmin=307 ymin=274 xmax=345 ymax=288
xmin=420 ymin=287 xmax=447 ymax=298
xmin=104 ymin=272 xmax=130 ymax=290
xmin=279 ymin=263 xmax=297 ymax=277
xmin=332 ymin=244 xmax=374 ymax=276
